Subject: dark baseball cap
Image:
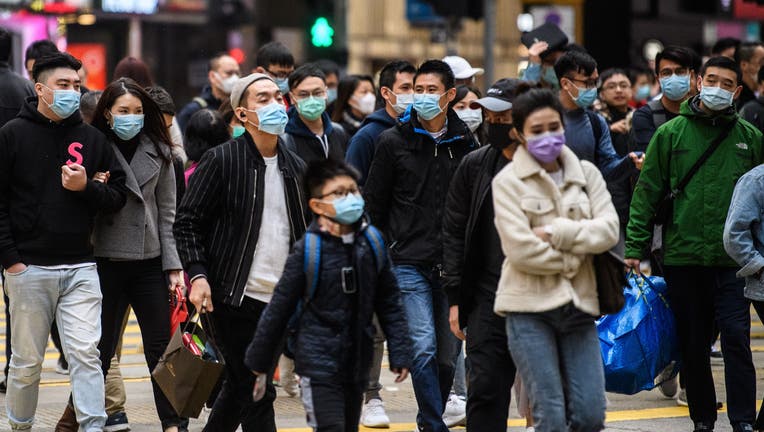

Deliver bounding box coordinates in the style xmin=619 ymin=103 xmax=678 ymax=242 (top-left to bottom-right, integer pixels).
xmin=470 ymin=78 xmax=523 ymax=112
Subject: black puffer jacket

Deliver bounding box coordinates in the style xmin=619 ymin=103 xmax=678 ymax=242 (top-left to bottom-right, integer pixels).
xmin=245 ymin=221 xmax=411 ymax=382
xmin=364 ymin=107 xmax=477 ymax=269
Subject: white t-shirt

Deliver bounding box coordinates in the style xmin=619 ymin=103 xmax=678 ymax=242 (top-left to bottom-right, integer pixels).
xmin=245 ymin=156 xmax=291 ymax=303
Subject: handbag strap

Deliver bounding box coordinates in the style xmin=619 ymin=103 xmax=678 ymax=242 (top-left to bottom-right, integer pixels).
xmin=668 ymin=118 xmax=738 ymax=199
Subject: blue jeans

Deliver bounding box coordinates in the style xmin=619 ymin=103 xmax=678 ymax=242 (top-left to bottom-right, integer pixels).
xmin=506 ymin=303 xmax=605 ymax=432
xmin=394 ymin=265 xmax=460 ymax=432
xmin=4 ymin=265 xmax=105 ymax=431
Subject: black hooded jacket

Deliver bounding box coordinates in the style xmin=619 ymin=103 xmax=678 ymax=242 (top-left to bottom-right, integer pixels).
xmin=0 ymin=97 xmax=127 ymax=268
xmin=282 ymin=108 xmax=349 ymax=164
xmin=364 ymin=107 xmax=477 ymax=269
xmin=245 ymin=221 xmax=411 ymax=382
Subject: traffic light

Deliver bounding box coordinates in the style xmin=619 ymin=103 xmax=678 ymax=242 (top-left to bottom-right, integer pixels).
xmin=310 ymin=17 xmax=334 ymax=48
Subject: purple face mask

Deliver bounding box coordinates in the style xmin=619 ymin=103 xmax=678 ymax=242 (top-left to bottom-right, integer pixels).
xmin=526 ymin=131 xmax=566 ymax=164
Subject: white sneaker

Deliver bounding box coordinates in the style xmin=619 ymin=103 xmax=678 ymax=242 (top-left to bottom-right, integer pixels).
xmin=676 ymin=388 xmax=688 ymax=407
xmin=442 ymin=394 xmax=466 ymax=427
xmin=198 ymin=406 xmax=212 ymax=423
xmin=526 ymin=427 xmax=536 ymax=432
xmin=361 ymin=398 xmax=390 ymax=428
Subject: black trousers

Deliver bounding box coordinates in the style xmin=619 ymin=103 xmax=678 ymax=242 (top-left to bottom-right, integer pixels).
xmin=301 ymin=377 xmax=365 ymax=432
xmin=204 ymin=297 xmax=278 ymax=432
xmin=97 ymin=257 xmax=180 ymax=428
xmin=664 ymin=266 xmax=756 ymax=428
xmin=465 ymin=296 xmax=516 ymax=432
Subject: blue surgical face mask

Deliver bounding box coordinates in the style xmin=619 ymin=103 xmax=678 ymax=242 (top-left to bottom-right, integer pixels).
xmin=232 ymin=125 xmax=246 ymax=138
xmin=542 ymin=66 xmax=559 ymax=89
xmin=660 ymin=74 xmax=691 ymax=101
xmin=41 ymin=85 xmax=80 ymax=119
xmin=413 ymin=92 xmax=445 ymax=121
xmin=327 ymin=193 xmax=365 ymax=225
xmin=246 ymin=102 xmax=288 ymax=135
xmin=327 ymin=88 xmax=338 ymax=104
xmin=700 ymin=85 xmax=735 ymax=111
xmin=568 ymin=84 xmax=598 ymax=108
xmin=274 ymin=77 xmax=290 ymax=95
xmin=636 ymin=84 xmax=652 ymax=101
xmin=111 ymin=114 xmax=144 ymax=141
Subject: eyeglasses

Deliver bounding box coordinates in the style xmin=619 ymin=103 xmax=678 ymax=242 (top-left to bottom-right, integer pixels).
xmin=602 ymin=82 xmax=631 ymax=91
xmin=294 ymin=89 xmax=327 ymax=99
xmin=658 ymin=67 xmax=689 ymax=79
xmin=319 ymin=187 xmax=360 ymax=200
xmin=565 ymin=76 xmax=597 ymax=89
xmin=266 ymin=68 xmax=292 ymax=80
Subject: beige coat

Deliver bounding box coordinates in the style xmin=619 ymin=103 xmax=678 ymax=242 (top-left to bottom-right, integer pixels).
xmin=492 ymin=145 xmax=619 ymax=317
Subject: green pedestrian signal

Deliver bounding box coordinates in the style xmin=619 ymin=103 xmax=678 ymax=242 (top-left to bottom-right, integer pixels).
xmin=311 ymin=17 xmax=334 ymax=48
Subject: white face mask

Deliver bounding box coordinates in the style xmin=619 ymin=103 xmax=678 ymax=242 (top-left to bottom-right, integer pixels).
xmin=215 ymin=72 xmax=239 ymax=94
xmin=390 ymin=92 xmax=414 ymax=114
xmin=354 ymin=93 xmax=377 ymax=115
xmin=456 ymin=108 xmax=483 ymax=133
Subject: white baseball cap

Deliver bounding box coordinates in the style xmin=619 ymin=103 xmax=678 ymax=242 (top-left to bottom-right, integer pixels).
xmin=442 ymin=56 xmax=485 ymax=80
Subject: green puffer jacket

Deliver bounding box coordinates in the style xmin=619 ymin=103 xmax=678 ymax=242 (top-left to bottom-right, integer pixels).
xmin=626 ymin=96 xmax=764 ymax=267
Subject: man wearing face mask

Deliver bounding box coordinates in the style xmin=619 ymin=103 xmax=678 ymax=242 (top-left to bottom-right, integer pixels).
xmin=282 ymin=64 xmax=348 ymax=164
xmin=346 ymin=60 xmax=416 ymax=187
xmin=0 ymin=52 xmax=127 ymax=431
xmin=174 ymin=73 xmax=308 ymax=432
xmin=554 ymin=50 xmax=642 ymax=181
xmin=632 ymin=46 xmax=701 ymax=153
xmin=364 ymin=59 xmax=477 ymax=432
xmin=177 ymin=53 xmax=240 ymax=131
xmin=442 ymin=78 xmax=526 ymax=432
xmin=626 ymin=56 xmax=764 ymax=432
xmin=254 ymin=41 xmax=295 ymax=108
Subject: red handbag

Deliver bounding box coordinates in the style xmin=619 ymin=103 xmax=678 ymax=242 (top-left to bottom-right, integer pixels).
xmin=170 ymin=285 xmax=189 ymax=336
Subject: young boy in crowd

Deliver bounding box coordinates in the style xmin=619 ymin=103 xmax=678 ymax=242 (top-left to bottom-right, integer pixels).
xmin=245 ymin=159 xmax=411 ymax=432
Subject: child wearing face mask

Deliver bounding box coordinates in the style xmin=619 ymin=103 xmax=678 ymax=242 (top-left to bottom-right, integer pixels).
xmin=245 ymin=159 xmax=411 ymax=432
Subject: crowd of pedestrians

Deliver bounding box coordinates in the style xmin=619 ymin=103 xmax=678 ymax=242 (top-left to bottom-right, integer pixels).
xmin=3 ymin=22 xmax=764 ymax=432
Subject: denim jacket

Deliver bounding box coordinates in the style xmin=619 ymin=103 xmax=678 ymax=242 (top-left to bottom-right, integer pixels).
xmin=723 ymin=165 xmax=764 ymax=301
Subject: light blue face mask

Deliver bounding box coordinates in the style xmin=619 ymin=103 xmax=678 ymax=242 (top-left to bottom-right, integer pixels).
xmin=542 ymin=66 xmax=559 ymax=89
xmin=247 ymin=102 xmax=288 ymax=135
xmin=111 ymin=114 xmax=144 ymax=141
xmin=700 ymin=85 xmax=735 ymax=111
xmin=660 ymin=74 xmax=691 ymax=101
xmin=42 ymin=85 xmax=80 ymax=119
xmin=569 ymin=85 xmax=598 ymax=108
xmin=413 ymin=93 xmax=445 ymax=121
xmin=636 ymin=84 xmax=652 ymax=101
xmin=327 ymin=88 xmax=338 ymax=104
xmin=232 ymin=125 xmax=246 ymax=138
xmin=328 ymin=193 xmax=365 ymax=225
xmin=274 ymin=77 xmax=290 ymax=95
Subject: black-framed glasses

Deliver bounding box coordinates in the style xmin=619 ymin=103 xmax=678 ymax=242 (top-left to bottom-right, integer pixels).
xmin=266 ymin=68 xmax=292 ymax=79
xmin=564 ymin=76 xmax=597 ymax=89
xmin=319 ymin=187 xmax=360 ymax=200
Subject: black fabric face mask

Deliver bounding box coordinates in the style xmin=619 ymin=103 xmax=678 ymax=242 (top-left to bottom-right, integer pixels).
xmin=488 ymin=123 xmax=516 ymax=150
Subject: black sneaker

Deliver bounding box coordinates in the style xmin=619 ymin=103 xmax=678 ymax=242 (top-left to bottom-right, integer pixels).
xmin=0 ymin=378 xmax=6 ymax=394
xmin=694 ymin=422 xmax=714 ymax=431
xmin=734 ymin=423 xmax=754 ymax=432
xmin=103 ymin=412 xmax=130 ymax=432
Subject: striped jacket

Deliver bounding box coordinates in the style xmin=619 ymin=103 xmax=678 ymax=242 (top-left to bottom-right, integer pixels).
xmin=174 ymin=132 xmax=309 ymax=307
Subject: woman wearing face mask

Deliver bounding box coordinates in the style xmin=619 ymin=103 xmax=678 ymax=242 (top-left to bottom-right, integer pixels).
xmin=491 ymin=88 xmax=619 ymax=432
xmin=449 ymin=85 xmax=486 ymax=145
xmin=332 ymin=74 xmax=376 ymax=138
xmin=90 ymin=78 xmax=185 ymax=432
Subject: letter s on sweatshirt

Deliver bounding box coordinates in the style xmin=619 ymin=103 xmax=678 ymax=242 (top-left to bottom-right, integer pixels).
xmin=66 ymin=142 xmax=83 ymax=165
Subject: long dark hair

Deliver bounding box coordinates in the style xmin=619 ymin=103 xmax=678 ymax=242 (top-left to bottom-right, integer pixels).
xmin=92 ymin=78 xmax=172 ymax=162
xmin=331 ymin=74 xmax=375 ymax=122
